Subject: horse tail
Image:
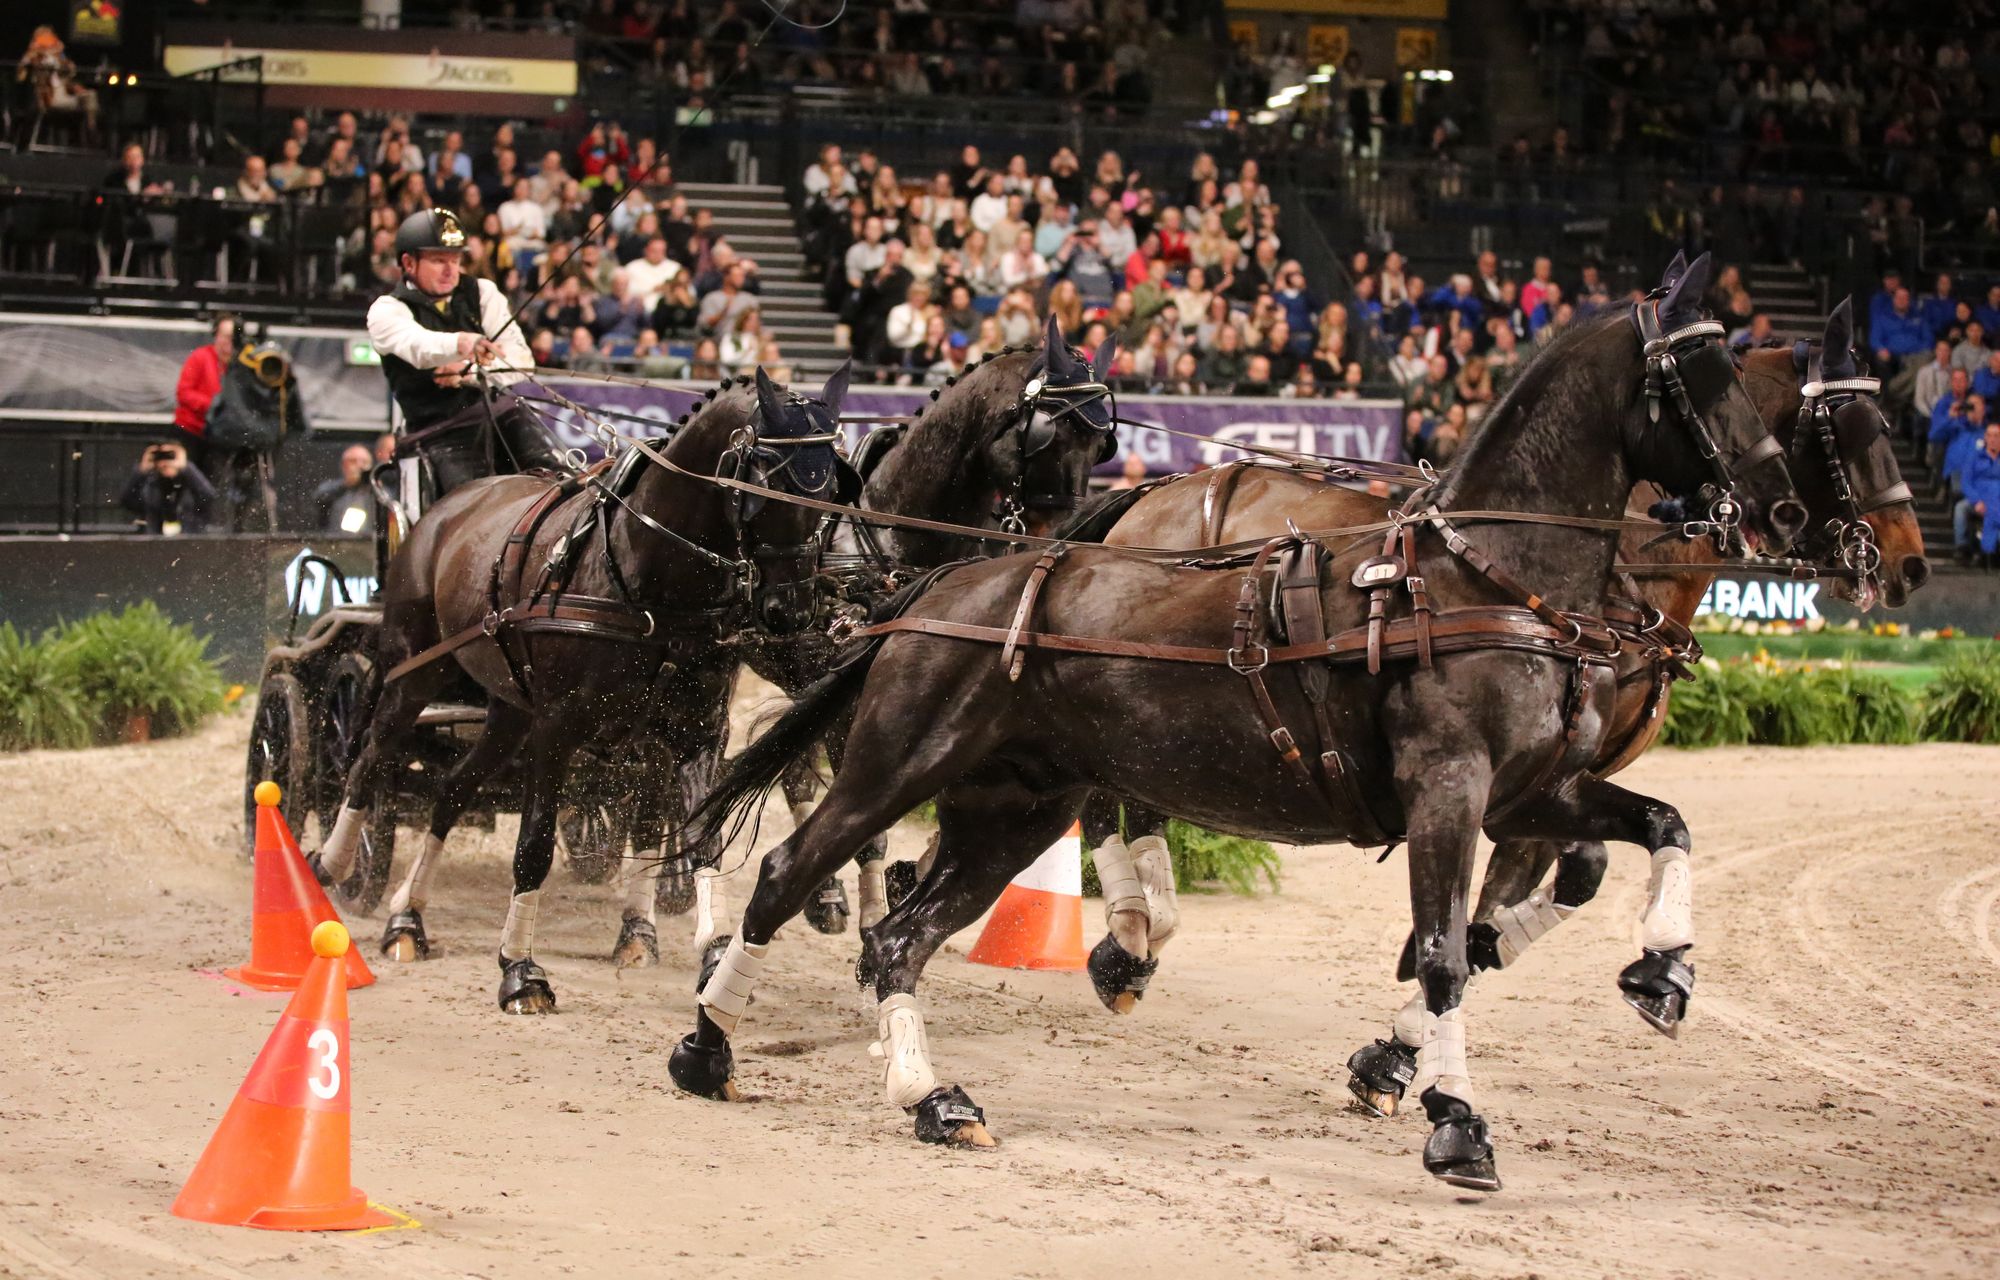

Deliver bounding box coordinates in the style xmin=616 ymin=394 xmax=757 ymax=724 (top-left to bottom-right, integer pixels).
xmin=682 ymin=568 xmax=954 ymax=859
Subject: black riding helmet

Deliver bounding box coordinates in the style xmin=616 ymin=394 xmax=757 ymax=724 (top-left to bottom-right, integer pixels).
xmin=394 ymin=208 xmax=467 ymax=262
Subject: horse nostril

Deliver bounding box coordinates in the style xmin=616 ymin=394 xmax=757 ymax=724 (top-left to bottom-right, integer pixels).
xmin=1902 ymin=555 xmax=1931 ymax=591
xmin=1769 ymin=499 xmax=1808 ymax=540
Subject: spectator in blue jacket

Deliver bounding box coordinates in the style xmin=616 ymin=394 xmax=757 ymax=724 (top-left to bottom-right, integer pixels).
xmin=1977 ymin=283 xmax=2000 ymax=338
xmin=1427 ymin=274 xmax=1488 ymax=338
xmin=1929 ymin=368 xmax=1977 ymax=480
xmin=1867 ymin=269 xmax=1903 ymax=340
xmin=1956 ymin=421 xmax=2000 ymax=563
xmin=1872 ymin=287 xmax=1933 ymax=372
xmin=1976 ymin=347 xmax=2000 ymax=403
xmin=1919 ymin=273 xmax=1959 ymax=340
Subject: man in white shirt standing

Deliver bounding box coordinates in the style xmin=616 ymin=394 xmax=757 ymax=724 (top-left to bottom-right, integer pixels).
xmin=622 ymin=234 xmax=683 ymax=315
xmin=364 ymin=208 xmax=565 ymax=500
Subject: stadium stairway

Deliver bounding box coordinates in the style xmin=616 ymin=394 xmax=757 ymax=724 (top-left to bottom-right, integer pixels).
xmin=677 ymin=180 xmax=849 ymax=380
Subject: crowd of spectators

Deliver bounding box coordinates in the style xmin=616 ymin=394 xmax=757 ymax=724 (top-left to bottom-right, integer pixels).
xmin=1538 ymin=1 xmax=2000 ymax=245
xmin=1882 ymin=267 xmax=2000 ymax=561
xmin=798 ymin=141 xmax=1778 ymax=461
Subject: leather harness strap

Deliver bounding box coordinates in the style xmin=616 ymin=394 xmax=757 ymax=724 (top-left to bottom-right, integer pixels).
xmin=1002 ymin=545 xmax=1067 ymax=681
xmin=1201 ymin=461 xmax=1252 ymax=546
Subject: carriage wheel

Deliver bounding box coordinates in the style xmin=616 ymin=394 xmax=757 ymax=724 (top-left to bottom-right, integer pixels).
xmin=317 ymin=651 xmax=395 ymax=914
xmin=558 ymin=800 xmax=621 ymax=884
xmin=243 ymin=672 xmax=311 ymax=858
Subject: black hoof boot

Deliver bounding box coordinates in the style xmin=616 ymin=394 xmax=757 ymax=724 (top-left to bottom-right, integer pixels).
xmin=1421 ymin=1089 xmax=1501 ymax=1192
xmin=1345 ymin=1037 xmax=1418 ymax=1118
xmin=695 ymin=933 xmax=733 ymax=996
xmin=804 ymin=874 xmax=850 ymax=936
xmin=911 ymin=1085 xmax=995 ymax=1147
xmin=668 ymin=1015 xmax=739 ymax=1100
xmin=380 ymin=909 xmax=430 ymax=961
xmin=1465 ymin=920 xmax=1504 ymax=973
xmin=655 ymin=854 xmax=697 ymax=916
xmin=306 ymin=851 xmax=336 ymax=890
xmin=497 ymin=955 xmax=556 ymax=1014
xmin=1087 ymin=933 xmax=1159 ymax=1014
xmin=1618 ymin=946 xmax=1694 ymax=1038
xmin=883 ymin=859 xmax=919 ymax=909
xmin=612 ymin=916 xmax=659 ymax=967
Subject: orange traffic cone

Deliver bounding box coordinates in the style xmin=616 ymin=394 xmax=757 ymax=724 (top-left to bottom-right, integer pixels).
xmin=968 ymin=823 xmax=1088 ymax=971
xmin=174 ymin=920 xmax=395 ymax=1231
xmin=229 ymin=783 xmax=373 ymax=991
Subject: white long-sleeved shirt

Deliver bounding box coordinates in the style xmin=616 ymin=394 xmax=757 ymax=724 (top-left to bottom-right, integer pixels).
xmin=365 ymin=277 xmax=532 ymax=388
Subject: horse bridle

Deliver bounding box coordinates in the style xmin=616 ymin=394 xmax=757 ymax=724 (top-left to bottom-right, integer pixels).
xmin=996 ymin=373 xmax=1119 ymax=532
xmin=1791 ymin=370 xmax=1912 ymax=579
xmin=1632 ymin=295 xmax=1787 ymax=553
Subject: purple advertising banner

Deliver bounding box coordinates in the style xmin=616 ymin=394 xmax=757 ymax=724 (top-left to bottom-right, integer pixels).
xmin=529 ymin=377 xmax=1407 ymax=475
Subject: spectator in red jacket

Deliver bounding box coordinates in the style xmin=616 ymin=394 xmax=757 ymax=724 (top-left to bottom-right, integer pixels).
xmin=172 ymin=315 xmax=240 ymax=471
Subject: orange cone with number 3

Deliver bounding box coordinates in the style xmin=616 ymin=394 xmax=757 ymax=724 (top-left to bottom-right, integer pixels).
xmin=173 ymin=920 xmax=394 ymax=1231
xmin=230 ymin=782 xmax=373 ymax=991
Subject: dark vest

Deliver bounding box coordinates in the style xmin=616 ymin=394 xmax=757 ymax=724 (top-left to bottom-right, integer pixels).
xmin=382 ymin=276 xmax=488 ymax=427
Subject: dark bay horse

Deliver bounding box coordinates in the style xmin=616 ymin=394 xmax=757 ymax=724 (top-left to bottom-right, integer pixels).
xmin=313 ymin=368 xmax=852 ymax=1013
xmin=1083 ymin=301 xmax=1928 ymax=1112
xmin=621 ymin=315 xmax=1122 ymax=959
xmin=666 ymin=282 xmax=1804 ymax=1190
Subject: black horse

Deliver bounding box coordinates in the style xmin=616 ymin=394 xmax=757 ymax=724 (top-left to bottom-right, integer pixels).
xmin=313 ymin=367 xmax=852 ymax=1013
xmin=662 ymin=315 xmax=1120 ymax=955
xmin=665 ymin=280 xmax=1805 ymax=1191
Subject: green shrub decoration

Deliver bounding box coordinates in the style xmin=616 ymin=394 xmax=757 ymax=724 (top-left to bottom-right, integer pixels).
xmin=55 ymin=603 xmax=224 ymax=739
xmin=1919 ymin=647 xmax=2000 ymax=743
xmin=0 ymin=604 xmax=224 ymax=751
xmin=1663 ymin=654 xmax=1921 ymax=748
xmin=1080 ymin=808 xmax=1280 ymax=897
xmin=1660 ymin=660 xmax=1757 ymax=747
xmin=0 ymin=623 xmax=95 ymax=751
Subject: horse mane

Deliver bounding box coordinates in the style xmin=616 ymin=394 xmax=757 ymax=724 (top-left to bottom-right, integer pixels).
xmin=864 ymin=347 xmax=1037 ymax=512
xmin=1437 ymin=310 xmax=1632 ymax=504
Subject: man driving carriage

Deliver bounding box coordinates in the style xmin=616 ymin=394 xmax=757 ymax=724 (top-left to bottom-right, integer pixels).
xmin=366 ymin=208 xmax=566 ymax=504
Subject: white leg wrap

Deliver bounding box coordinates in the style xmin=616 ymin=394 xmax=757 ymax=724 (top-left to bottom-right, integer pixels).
xmin=692 ymin=873 xmax=725 ymax=953
xmin=870 ymin=993 xmax=939 ymax=1110
xmin=1392 ymin=989 xmax=1427 ymax=1048
xmin=916 ymin=830 xmax=939 ymax=881
xmin=318 ymin=804 xmax=368 ymax=880
xmin=857 ymin=861 xmax=889 ymax=930
xmin=697 ymin=935 xmax=768 ymax=1036
xmin=1488 ymin=890 xmax=1576 ymax=968
xmin=1130 ymin=834 xmax=1180 ymax=949
xmin=1408 ymin=1007 xmax=1475 ymax=1109
xmin=1092 ymin=836 xmax=1150 ymax=956
xmin=619 ymin=847 xmax=663 ymax=924
xmin=788 ymin=797 xmax=817 ymax=829
xmin=387 ymin=832 xmax=446 ymax=915
xmin=500 ymin=890 xmax=539 ymax=962
xmin=1640 ymin=847 xmax=1695 ymax=951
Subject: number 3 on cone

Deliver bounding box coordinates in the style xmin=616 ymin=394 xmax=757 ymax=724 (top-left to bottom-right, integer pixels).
xmin=307 ymin=1028 xmax=341 ymax=1101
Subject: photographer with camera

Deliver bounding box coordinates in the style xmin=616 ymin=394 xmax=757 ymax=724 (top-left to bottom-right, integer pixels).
xmin=121 ymin=441 xmax=217 ymax=535
xmin=204 ymin=326 xmax=311 ymax=533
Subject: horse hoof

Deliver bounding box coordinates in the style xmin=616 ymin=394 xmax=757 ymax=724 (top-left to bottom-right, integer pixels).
xmin=804 ymin=876 xmax=850 ymax=936
xmin=613 ymin=918 xmax=659 ymax=969
xmin=1345 ymin=1038 xmax=1417 ymax=1118
xmin=1087 ymin=934 xmax=1157 ymax=1014
xmin=497 ymin=956 xmax=556 ymax=1015
xmin=1465 ymin=920 xmax=1504 ymax=973
xmin=1618 ymin=948 xmax=1694 ymax=1039
xmin=668 ymin=1029 xmax=737 ymax=1100
xmin=912 ymin=1085 xmax=992 ymax=1147
xmin=305 ymin=851 xmax=335 ymax=890
xmin=380 ymin=909 xmax=429 ymax=963
xmin=1421 ymin=1091 xmax=1500 ymax=1192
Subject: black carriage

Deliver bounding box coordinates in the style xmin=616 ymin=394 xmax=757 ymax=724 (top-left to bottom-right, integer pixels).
xmin=241 ymin=473 xmax=638 ymax=913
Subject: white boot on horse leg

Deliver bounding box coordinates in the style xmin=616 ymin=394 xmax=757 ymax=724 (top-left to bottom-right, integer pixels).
xmin=612 ymin=846 xmax=663 ymax=968
xmin=1411 ymin=1005 xmax=1499 ymax=1191
xmin=380 ymin=831 xmax=445 ymax=962
xmin=872 ymin=993 xmax=992 ymax=1147
xmin=497 ymin=889 xmax=555 ymax=1014
xmin=1620 ymin=845 xmax=1696 ymax=1037
xmin=315 ymin=804 xmax=370 ymax=883
xmin=1130 ymin=833 xmax=1180 ymax=951
xmin=857 ymin=856 xmax=889 ymax=931
xmin=1085 ymin=835 xmax=1168 ymax=1013
xmin=1481 ymin=889 xmax=1575 ymax=971
xmin=1345 ymin=989 xmax=1425 ymax=1118
xmin=670 ymin=933 xmax=766 ymax=1101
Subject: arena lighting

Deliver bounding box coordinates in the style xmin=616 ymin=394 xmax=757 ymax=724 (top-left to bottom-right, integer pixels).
xmin=1252 ymin=110 xmax=1279 ymax=125
xmin=1308 ymin=72 xmax=1331 ymax=84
